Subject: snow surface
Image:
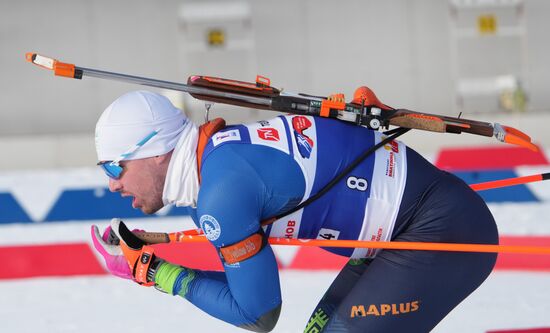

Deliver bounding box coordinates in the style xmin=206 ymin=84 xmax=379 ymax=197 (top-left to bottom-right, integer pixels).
xmin=1 ymin=271 xmax=549 ymax=333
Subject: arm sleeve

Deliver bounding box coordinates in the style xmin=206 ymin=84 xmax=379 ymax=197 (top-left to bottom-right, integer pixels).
xmin=154 ymin=147 xmax=282 ymax=331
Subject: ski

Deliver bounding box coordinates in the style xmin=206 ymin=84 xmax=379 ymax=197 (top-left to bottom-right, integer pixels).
xmin=26 ymin=52 xmax=536 ymax=151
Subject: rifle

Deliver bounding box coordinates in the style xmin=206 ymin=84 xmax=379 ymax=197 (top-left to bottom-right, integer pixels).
xmin=26 ymin=52 xmax=536 ymax=151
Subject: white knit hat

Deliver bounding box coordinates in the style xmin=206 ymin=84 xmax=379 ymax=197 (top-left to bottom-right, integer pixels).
xmin=95 ymin=91 xmax=187 ymax=161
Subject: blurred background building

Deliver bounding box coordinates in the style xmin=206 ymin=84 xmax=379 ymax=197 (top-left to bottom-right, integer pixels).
xmin=1 ymin=0 xmax=550 ymax=169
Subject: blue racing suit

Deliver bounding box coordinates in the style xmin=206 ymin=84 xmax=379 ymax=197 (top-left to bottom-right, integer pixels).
xmin=153 ymin=115 xmax=498 ymax=332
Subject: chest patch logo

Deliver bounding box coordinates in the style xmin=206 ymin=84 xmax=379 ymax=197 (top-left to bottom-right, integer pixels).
xmin=292 ymin=116 xmax=314 ymax=158
xmin=200 ymin=214 xmax=222 ymax=241
xmin=257 ymin=127 xmax=280 ymax=141
xmin=212 ymin=129 xmax=241 ymax=147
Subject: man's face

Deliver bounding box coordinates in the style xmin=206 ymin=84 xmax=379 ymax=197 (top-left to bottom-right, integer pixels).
xmin=107 ymin=157 xmax=167 ymax=214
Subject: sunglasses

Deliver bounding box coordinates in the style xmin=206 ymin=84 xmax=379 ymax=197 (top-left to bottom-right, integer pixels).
xmin=98 ymin=129 xmax=159 ymax=179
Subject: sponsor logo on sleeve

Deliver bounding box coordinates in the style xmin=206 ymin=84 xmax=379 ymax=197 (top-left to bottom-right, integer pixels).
xmin=257 ymin=127 xmax=280 ymax=141
xmin=212 ymin=129 xmax=241 ymax=146
xmin=292 ymin=116 xmax=314 ymax=158
xmin=200 ymin=214 xmax=221 ymax=241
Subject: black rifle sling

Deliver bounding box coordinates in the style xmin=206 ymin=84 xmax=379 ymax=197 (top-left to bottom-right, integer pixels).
xmin=265 ymin=127 xmax=410 ymax=224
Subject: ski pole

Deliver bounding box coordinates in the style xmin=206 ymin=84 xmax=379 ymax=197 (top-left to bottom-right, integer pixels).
xmin=470 ymin=172 xmax=550 ymax=191
xmin=133 ymin=230 xmax=550 ymax=255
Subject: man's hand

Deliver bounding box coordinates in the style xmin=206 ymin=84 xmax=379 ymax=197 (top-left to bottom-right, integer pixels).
xmin=110 ymin=218 xmax=162 ymax=286
xmin=91 ymin=223 xmax=133 ymax=280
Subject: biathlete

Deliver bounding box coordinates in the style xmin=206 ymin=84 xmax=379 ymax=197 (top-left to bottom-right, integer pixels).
xmin=91 ymin=89 xmax=498 ymax=332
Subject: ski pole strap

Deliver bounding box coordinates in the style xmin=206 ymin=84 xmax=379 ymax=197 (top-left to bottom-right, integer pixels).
xmin=134 ymin=246 xmax=156 ymax=287
xmin=262 ymin=127 xmax=410 ymax=225
xmin=219 ymin=229 xmax=268 ymax=264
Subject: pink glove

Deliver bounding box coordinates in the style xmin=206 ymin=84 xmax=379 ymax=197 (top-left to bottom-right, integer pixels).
xmin=91 ymin=223 xmax=141 ymax=280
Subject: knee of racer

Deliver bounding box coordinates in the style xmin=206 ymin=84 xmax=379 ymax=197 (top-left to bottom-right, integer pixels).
xmin=239 ymin=304 xmax=281 ymax=333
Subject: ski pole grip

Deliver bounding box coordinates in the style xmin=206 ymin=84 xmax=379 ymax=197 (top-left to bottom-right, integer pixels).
xmin=133 ymin=231 xmax=171 ymax=244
